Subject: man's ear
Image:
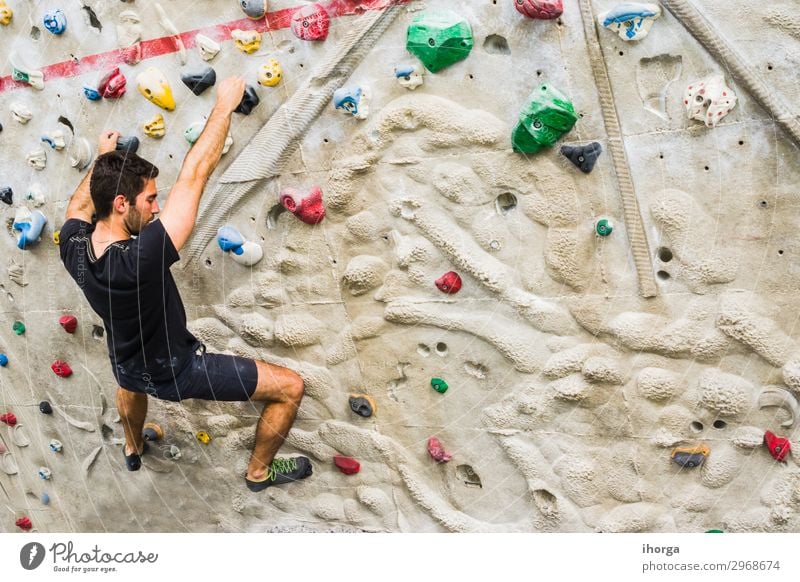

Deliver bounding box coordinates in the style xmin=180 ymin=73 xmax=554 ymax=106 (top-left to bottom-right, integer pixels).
xmin=113 ymin=194 xmax=128 ymax=213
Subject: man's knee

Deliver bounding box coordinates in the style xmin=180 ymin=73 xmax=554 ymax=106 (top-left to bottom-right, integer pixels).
xmin=284 ymin=371 xmax=304 ymax=404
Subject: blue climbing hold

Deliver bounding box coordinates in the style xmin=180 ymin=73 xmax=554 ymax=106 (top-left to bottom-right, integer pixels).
xmin=0 ymin=354 xmax=7 ymax=367
xmin=41 ymin=493 xmax=50 ymax=505
xmin=13 ymin=209 xmax=47 ymax=249
xmin=43 ymin=9 xmax=67 ymax=35
xmin=217 ymin=226 xmax=245 ymax=255
xmin=83 ymin=85 xmax=102 ymax=101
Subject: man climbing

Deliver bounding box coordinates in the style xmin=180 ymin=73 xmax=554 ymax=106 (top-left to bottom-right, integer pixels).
xmin=59 ymin=76 xmax=312 ymax=491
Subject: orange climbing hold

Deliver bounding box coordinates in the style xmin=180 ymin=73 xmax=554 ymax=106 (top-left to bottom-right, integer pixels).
xmin=51 ymin=360 xmax=73 ymax=377
xmin=59 ymin=315 xmax=78 ymax=334
xmin=143 ymin=422 xmax=164 ymax=441
xmin=333 ymin=455 xmax=360 ymax=475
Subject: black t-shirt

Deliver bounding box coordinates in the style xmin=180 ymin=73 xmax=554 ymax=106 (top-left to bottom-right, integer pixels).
xmin=59 ymin=218 xmax=198 ymax=381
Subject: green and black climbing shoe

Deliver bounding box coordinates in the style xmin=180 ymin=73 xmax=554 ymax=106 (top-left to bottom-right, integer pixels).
xmin=246 ymin=456 xmax=313 ymax=492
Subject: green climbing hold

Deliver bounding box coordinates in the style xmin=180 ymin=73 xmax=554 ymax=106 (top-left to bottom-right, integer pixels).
xmin=595 ymin=218 xmax=613 ymax=237
xmin=511 ymin=84 xmax=578 ymax=154
xmin=431 ymin=377 xmax=449 ymax=394
xmin=705 ymin=529 xmax=724 ymax=533
xmin=12 ymin=321 xmax=25 ymax=335
xmin=406 ymin=11 xmax=473 ymax=73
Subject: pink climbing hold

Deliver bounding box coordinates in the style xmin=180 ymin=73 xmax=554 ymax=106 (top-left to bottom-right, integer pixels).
xmin=59 ymin=315 xmax=78 ymax=334
xmin=333 ymin=454 xmax=360 ymax=475
xmin=435 ymin=271 xmax=462 ymax=294
xmin=280 ymin=186 xmax=326 ymax=225
xmin=51 ymin=360 xmax=73 ymax=378
xmin=0 ymin=412 xmax=17 ymax=426
xmin=290 ymin=3 xmax=330 ymax=41
xmin=98 ymin=68 xmax=126 ymax=98
xmin=121 ymin=43 xmax=141 ymax=66
xmin=427 ymin=436 xmax=452 ymax=463
xmin=15 ymin=516 xmax=33 ymax=531
xmin=514 ymin=0 xmax=563 ymax=19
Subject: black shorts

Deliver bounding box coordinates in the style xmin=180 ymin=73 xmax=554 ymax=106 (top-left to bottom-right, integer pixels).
xmin=114 ymin=345 xmax=259 ymax=402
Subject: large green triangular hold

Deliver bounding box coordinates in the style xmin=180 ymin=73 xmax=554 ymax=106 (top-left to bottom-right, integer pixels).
xmin=406 ymin=11 xmax=473 ymax=73
xmin=512 ymin=84 xmax=578 ymax=153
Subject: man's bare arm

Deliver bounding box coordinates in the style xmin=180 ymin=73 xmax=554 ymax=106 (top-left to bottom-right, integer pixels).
xmin=160 ymin=77 xmax=245 ymax=252
xmin=65 ymin=131 xmax=120 ymax=222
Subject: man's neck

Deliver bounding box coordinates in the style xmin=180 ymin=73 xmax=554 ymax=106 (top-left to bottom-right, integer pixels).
xmin=93 ymin=218 xmax=131 ymax=243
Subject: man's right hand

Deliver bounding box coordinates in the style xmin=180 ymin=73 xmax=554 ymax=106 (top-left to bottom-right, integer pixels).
xmin=215 ymin=77 xmax=246 ymax=115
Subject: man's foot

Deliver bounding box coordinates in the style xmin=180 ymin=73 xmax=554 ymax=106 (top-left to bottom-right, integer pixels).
xmin=246 ymin=456 xmax=313 ymax=492
xmin=123 ymin=441 xmax=149 ymax=472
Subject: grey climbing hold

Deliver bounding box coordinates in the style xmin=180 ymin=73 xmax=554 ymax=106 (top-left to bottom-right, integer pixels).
xmin=234 ymin=85 xmax=260 ymax=115
xmin=0 ymin=187 xmax=11 ymax=205
xmin=240 ymin=0 xmax=267 ymax=19
xmin=561 ymin=142 xmax=603 ymax=173
xmin=349 ymin=395 xmax=376 ymax=418
xmin=39 ymin=401 xmax=53 ymax=414
xmin=116 ymin=136 xmax=140 ymax=154
xmin=181 ymin=67 xmax=217 ymax=96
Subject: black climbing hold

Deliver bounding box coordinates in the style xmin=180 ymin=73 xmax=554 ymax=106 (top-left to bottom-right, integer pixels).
xmin=0 ymin=186 xmax=12 ymax=205
xmin=349 ymin=395 xmax=375 ymax=418
xmin=234 ymin=85 xmax=260 ymax=115
xmin=39 ymin=401 xmax=53 ymax=414
xmin=560 ymin=142 xmax=603 ymax=174
xmin=116 ymin=136 xmax=140 ymax=154
xmin=181 ymin=67 xmax=217 ymax=96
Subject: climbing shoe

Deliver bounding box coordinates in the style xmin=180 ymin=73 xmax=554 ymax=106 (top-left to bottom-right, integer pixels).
xmin=246 ymin=456 xmax=313 ymax=491
xmin=123 ymin=441 xmax=149 ymax=472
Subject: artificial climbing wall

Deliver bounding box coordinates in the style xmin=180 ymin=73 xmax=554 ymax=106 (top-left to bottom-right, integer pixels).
xmin=2 ymin=0 xmax=800 ymax=533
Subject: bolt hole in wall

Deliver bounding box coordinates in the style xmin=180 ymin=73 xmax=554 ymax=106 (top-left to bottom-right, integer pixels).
xmin=713 ymin=419 xmax=727 ymax=429
xmin=778 ymin=249 xmax=784 ymax=256
xmin=456 ymin=464 xmax=482 ymax=488
xmin=690 ymin=421 xmax=703 ymax=433
xmin=482 ymin=34 xmax=510 ymax=55
xmin=656 ymin=270 xmax=670 ymax=280
xmin=204 ymin=258 xmax=212 ymax=268
xmin=30 ymin=26 xmax=41 ymax=40
xmin=435 ymin=342 xmax=448 ymax=356
xmin=657 ymin=247 xmax=673 ymax=262
xmin=495 ymin=192 xmax=517 ymax=215
xmin=759 ymin=200 xmax=768 ymax=208
xmin=417 ymin=344 xmax=431 ymax=357
xmin=91 ymin=325 xmax=104 ymax=339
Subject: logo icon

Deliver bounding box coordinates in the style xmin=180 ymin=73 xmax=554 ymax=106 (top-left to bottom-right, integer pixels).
xmin=20 ymin=542 xmax=46 ymax=570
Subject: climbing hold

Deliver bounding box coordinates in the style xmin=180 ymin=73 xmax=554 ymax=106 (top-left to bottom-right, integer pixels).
xmin=26 ymin=184 xmax=46 ymax=208
xmin=216 ymin=226 xmax=264 ymax=266
xmin=117 ymin=11 xmax=142 ymax=65
xmin=143 ymin=422 xmax=163 ymax=441
xmin=257 ymin=59 xmax=283 ymax=87
xmin=41 ymin=493 xmax=50 ymax=505
xmin=196 ymin=34 xmax=221 ymax=61
xmin=291 ymin=3 xmax=330 ymax=41
xmin=154 ymin=2 xmax=187 ymax=65
xmin=427 ymin=436 xmax=452 ymax=462
xmin=68 ymin=138 xmax=94 ymax=171
xmin=136 ymin=67 xmax=176 ymax=111
xmin=234 ymin=86 xmax=260 ymax=115
xmin=10 ymin=52 xmax=44 ymax=91
xmin=430 ymin=378 xmax=449 ymax=394
xmin=333 ymin=86 xmax=370 ymax=120
xmin=349 ymin=394 xmax=376 ymax=418
xmin=51 ymin=360 xmax=73 ymax=378
xmin=39 ymin=401 xmax=53 ymax=414
xmin=514 ymin=0 xmax=563 ymax=19
xmin=98 ymin=68 xmax=127 ymax=99
xmin=406 ymin=11 xmax=474 ymax=73
xmin=0 ymin=413 xmax=17 ymax=426
xmin=43 ymin=9 xmax=67 ymax=35
xmin=10 ymin=102 xmax=33 ymax=124
xmin=512 ymin=84 xmax=577 ymax=153
xmin=196 ymin=431 xmax=211 ymax=444
xmin=684 ymin=75 xmax=737 ymax=128
xmin=764 ymin=430 xmax=791 ymax=462
xmin=167 ymin=445 xmax=182 ymax=460
xmin=26 ymin=146 xmax=47 ymax=171
xmin=53 ymin=231 xmax=60 ymax=245
xmin=232 ymin=29 xmax=261 ymax=53
xmin=0 ymin=0 xmax=11 ymax=25
xmin=83 ymin=84 xmax=102 ymax=101
xmin=240 ymin=0 xmax=267 ymax=19
xmin=599 ymin=3 xmax=661 ymax=41
xmin=0 ymin=187 xmax=12 ymax=205
xmin=561 ymin=142 xmax=603 ymax=174
xmin=670 ymin=444 xmax=709 ymax=468
xmin=184 ymin=122 xmax=205 ymax=145
xmin=705 ymin=529 xmax=724 ymax=533
xmin=280 ymin=186 xmax=326 ymax=225
xmin=41 ymin=130 xmax=67 ymax=150
xmin=38 ymin=467 xmax=52 ymax=480
xmin=394 ymin=63 xmax=425 ymax=90
xmin=12 ymin=320 xmax=25 ymax=335
xmin=59 ymin=315 xmax=78 ymax=334
xmin=116 ymin=136 xmax=140 ymax=154
xmin=15 ymin=517 xmax=32 ymax=531
xmin=49 ymin=439 xmax=63 ymax=453
xmin=143 ymin=113 xmax=166 ymax=138
xmin=333 ymin=455 xmax=360 ymax=475
xmin=435 ymin=271 xmax=462 ymax=294
xmin=13 ymin=208 xmax=47 ymax=249
xmin=0 ymin=354 xmax=7 ymax=367
xmin=181 ymin=67 xmax=217 ymax=96
xmin=595 ymin=218 xmax=613 ymax=237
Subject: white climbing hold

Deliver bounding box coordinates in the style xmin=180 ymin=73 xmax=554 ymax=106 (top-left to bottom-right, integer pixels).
xmin=217 ymin=226 xmax=263 ymax=266
xmin=9 ymin=52 xmax=44 ymax=90
xmin=26 ymin=146 xmax=47 ymax=171
xmin=68 ymin=137 xmax=94 ymax=171
xmin=196 ymin=33 xmax=221 ymax=61
xmin=41 ymin=130 xmax=67 ymax=150
xmin=394 ymin=63 xmax=424 ymax=90
xmin=1 ymin=452 xmax=18 ymax=475
xmin=12 ymin=424 xmax=30 ymax=447
xmin=684 ymin=74 xmax=737 ymax=128
xmin=10 ymin=102 xmax=33 ymax=124
xmin=26 ymin=183 xmax=46 ymax=207
xmin=758 ymin=386 xmax=799 ymax=428
xmin=154 ymin=3 xmax=187 ymax=64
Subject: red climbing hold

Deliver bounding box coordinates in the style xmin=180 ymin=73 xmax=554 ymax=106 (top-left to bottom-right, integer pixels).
xmin=51 ymin=360 xmax=73 ymax=377
xmin=0 ymin=412 xmax=17 ymax=426
xmin=435 ymin=271 xmax=462 ymax=294
xmin=121 ymin=44 xmax=141 ymax=66
xmin=427 ymin=436 xmax=452 ymax=463
xmin=290 ymin=3 xmax=330 ymax=41
xmin=333 ymin=454 xmax=360 ymax=475
xmin=764 ymin=430 xmax=791 ymax=462
xmin=514 ymin=0 xmax=563 ymax=19
xmin=280 ymin=186 xmax=326 ymax=225
xmin=16 ymin=516 xmax=32 ymax=530
xmin=59 ymin=315 xmax=78 ymax=334
xmin=98 ymin=68 xmax=126 ymax=98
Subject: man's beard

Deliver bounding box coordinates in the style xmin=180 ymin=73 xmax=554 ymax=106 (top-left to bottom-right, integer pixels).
xmin=123 ymin=206 xmax=146 ymax=235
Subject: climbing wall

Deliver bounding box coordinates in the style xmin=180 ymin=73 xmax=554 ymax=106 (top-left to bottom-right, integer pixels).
xmin=2 ymin=0 xmax=800 ymax=532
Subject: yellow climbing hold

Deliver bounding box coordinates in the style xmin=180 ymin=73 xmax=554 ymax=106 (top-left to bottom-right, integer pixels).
xmin=136 ymin=67 xmax=176 ymax=111
xmin=143 ymin=113 xmax=166 ymax=138
xmin=232 ymin=29 xmax=261 ymax=54
xmin=196 ymin=431 xmax=211 ymax=444
xmin=257 ymin=59 xmax=282 ymax=87
xmin=0 ymin=1 xmax=12 ymax=26
xmin=53 ymin=230 xmax=60 ymax=245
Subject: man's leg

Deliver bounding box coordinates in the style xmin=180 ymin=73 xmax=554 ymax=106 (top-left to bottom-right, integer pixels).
xmin=117 ymin=387 xmax=148 ymax=456
xmin=246 ymin=361 xmax=304 ymax=481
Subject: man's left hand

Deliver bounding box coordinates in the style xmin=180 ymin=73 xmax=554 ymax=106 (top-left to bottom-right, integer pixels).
xmin=98 ymin=130 xmax=121 ymax=154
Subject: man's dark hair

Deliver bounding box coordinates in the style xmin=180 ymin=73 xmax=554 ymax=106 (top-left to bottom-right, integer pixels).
xmin=90 ymin=151 xmax=159 ymax=220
